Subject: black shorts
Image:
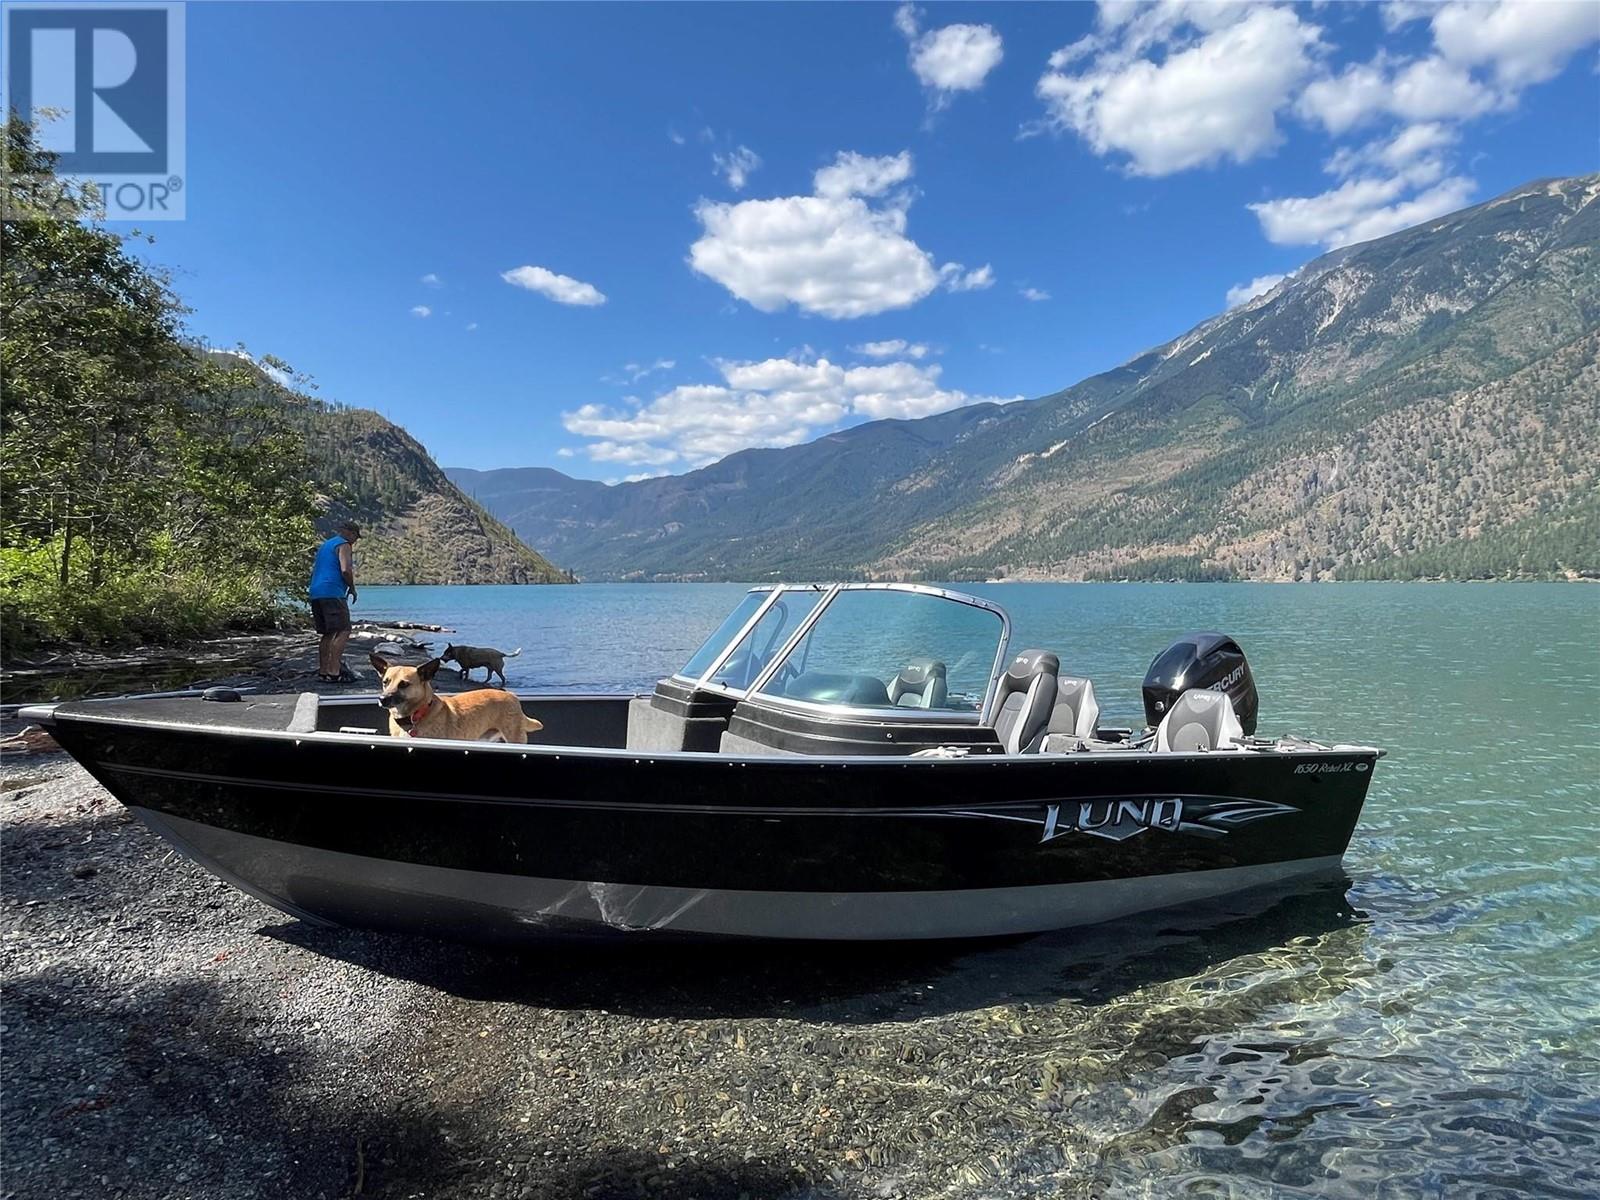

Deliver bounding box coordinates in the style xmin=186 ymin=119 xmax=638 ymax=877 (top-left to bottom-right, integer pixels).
xmin=311 ymin=597 xmax=350 ymax=635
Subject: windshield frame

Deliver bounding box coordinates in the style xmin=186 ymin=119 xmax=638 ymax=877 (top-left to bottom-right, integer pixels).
xmin=742 ymin=582 xmax=1013 ymax=724
xmin=670 ymin=584 xmax=837 ymax=700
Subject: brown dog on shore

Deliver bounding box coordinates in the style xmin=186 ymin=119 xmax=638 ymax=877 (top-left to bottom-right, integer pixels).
xmin=370 ymin=654 xmax=543 ymax=743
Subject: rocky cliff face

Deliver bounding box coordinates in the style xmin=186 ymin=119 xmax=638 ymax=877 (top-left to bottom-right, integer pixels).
xmin=308 ymin=406 xmax=571 ymax=586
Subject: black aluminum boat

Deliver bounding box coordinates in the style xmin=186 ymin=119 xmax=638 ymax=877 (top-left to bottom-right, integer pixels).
xmin=21 ymin=584 xmax=1382 ymax=941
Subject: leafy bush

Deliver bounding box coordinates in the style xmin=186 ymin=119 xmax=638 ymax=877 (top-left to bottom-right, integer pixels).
xmin=1 ymin=542 xmax=298 ymax=650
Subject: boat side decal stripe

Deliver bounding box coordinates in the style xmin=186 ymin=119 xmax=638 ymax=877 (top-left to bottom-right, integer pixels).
xmin=97 ymin=760 xmax=1275 ymax=820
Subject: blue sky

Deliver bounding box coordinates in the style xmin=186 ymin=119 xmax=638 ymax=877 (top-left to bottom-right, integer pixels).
xmin=128 ymin=1 xmax=1598 ymax=479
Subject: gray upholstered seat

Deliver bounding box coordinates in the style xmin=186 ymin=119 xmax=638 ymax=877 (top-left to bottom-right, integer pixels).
xmin=1155 ymin=689 xmax=1245 ymax=752
xmin=889 ymin=659 xmax=948 ymax=709
xmin=990 ymin=649 xmax=1059 ymax=754
xmin=1047 ymin=676 xmax=1100 ymax=741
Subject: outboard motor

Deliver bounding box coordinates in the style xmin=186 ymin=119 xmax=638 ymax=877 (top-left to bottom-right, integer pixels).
xmin=1142 ymin=632 xmax=1258 ymax=736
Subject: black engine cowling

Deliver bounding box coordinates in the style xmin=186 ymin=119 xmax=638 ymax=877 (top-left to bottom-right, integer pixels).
xmin=1141 ymin=632 xmax=1258 ymax=736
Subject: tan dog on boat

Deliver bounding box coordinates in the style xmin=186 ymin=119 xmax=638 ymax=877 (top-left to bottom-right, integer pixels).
xmin=370 ymin=654 xmax=544 ymax=743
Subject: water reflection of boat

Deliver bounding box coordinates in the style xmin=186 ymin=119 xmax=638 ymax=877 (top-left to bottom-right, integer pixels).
xmin=22 ymin=584 xmax=1382 ymax=942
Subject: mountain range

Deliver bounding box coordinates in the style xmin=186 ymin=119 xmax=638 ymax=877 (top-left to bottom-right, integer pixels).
xmin=449 ymin=174 xmax=1600 ymax=583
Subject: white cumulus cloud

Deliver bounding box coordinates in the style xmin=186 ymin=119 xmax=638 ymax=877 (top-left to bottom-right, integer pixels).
xmin=501 ymin=265 xmax=607 ymax=307
xmin=1036 ymin=4 xmax=1322 ymax=176
xmin=562 ymin=352 xmax=1011 ymax=468
xmin=410 ymin=305 xmax=431 ymax=318
xmin=813 ymin=150 xmax=914 ymax=200
xmin=712 ymin=145 xmax=762 ymax=191
xmin=1298 ymin=54 xmax=1496 ymax=134
xmin=1324 ymin=122 xmax=1458 ymax=179
xmin=1249 ymin=174 xmax=1476 ymax=249
xmin=1296 ymin=2 xmax=1598 ymax=137
xmin=420 ymin=272 xmax=441 ymax=287
xmin=1431 ymin=0 xmax=1600 ymax=88
xmin=689 ymin=151 xmax=993 ymax=319
xmin=629 ymin=359 xmax=676 ymax=381
xmin=895 ymin=4 xmax=1004 ymax=106
xmin=940 ymin=262 xmax=995 ymax=292
xmin=1256 ymin=1 xmax=1595 ymax=254
xmin=1030 ymin=0 xmax=1594 ymax=267
xmin=1225 ymin=273 xmax=1288 ymax=309
xmin=851 ymin=339 xmax=931 ymax=359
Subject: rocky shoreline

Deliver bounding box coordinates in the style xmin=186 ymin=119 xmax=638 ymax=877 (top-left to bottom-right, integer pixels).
xmin=2 ymin=623 xmax=481 ymax=708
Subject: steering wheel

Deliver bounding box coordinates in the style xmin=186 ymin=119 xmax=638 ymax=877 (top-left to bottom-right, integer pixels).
xmin=770 ymin=659 xmax=801 ymax=691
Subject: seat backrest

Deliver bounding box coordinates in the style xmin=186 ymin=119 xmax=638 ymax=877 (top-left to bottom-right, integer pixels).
xmin=990 ymin=649 xmax=1059 ymax=754
xmin=1047 ymin=676 xmax=1101 ymax=741
xmin=1155 ymin=689 xmax=1244 ymax=752
xmin=888 ymin=659 xmax=948 ymax=709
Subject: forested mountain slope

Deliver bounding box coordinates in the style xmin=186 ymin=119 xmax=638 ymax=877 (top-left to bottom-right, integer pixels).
xmin=219 ymin=358 xmax=571 ymax=586
xmin=306 ymin=406 xmax=571 ymax=585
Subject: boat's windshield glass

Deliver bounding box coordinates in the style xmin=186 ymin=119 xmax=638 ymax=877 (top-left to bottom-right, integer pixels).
xmin=677 ymin=590 xmax=770 ymax=680
xmin=753 ymin=588 xmax=1004 ymax=714
xmin=703 ymin=589 xmax=823 ymax=690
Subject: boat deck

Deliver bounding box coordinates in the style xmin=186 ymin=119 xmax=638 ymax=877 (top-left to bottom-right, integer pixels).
xmin=33 ymin=691 xmax=638 ymax=750
xmin=53 ymin=693 xmax=316 ymax=732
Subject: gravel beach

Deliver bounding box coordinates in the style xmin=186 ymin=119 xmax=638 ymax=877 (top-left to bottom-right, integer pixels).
xmin=2 ymin=623 xmax=468 ymax=706
xmin=2 ymin=732 xmax=1378 ymax=1200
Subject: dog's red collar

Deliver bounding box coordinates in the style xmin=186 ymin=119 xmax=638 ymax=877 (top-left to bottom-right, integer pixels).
xmin=399 ymin=701 xmax=433 ymax=736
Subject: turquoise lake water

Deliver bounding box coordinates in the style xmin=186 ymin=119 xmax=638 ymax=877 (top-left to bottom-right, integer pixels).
xmin=358 ymin=581 xmax=1600 ymax=1193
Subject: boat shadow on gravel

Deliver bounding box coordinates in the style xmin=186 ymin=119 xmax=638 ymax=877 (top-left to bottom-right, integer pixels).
xmin=2 ymin=962 xmax=812 ymax=1200
xmin=262 ymin=873 xmax=1368 ymax=1024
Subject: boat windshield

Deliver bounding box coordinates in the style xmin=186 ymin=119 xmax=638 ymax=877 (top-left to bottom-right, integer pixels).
xmin=675 ymin=586 xmax=825 ymax=691
xmin=752 ymin=586 xmax=1006 ymax=716
xmin=702 ymin=588 xmax=824 ymax=690
xmin=677 ymin=590 xmax=771 ymax=681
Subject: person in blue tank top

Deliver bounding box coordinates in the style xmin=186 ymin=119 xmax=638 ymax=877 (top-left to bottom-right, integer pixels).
xmin=309 ymin=522 xmax=361 ymax=683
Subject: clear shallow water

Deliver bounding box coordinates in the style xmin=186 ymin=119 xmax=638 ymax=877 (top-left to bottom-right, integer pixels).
xmin=359 ymin=581 xmax=1600 ymax=1195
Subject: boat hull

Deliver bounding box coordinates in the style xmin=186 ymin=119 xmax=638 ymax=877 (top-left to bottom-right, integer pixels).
xmin=134 ymin=807 xmax=1346 ymax=939
xmin=36 ymin=699 xmax=1378 ymax=941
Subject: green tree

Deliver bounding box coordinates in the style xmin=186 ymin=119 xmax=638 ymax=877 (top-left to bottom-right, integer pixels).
xmin=2 ymin=117 xmax=317 ymax=648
